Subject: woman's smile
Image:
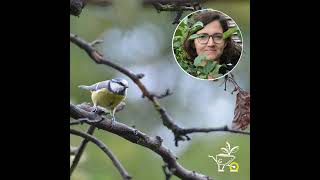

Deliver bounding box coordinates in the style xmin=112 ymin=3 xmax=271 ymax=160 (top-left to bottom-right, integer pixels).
xmin=205 ymin=48 xmax=216 ymax=52
xmin=204 ymin=48 xmax=217 ymax=57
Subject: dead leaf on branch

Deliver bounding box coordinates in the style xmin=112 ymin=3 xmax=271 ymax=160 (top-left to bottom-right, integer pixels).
xmin=232 ymin=90 xmax=250 ymax=130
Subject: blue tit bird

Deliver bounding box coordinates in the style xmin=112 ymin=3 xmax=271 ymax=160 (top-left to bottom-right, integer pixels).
xmin=78 ymin=78 xmax=129 ymax=126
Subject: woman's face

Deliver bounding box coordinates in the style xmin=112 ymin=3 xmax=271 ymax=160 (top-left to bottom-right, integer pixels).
xmin=194 ymin=20 xmax=226 ymax=62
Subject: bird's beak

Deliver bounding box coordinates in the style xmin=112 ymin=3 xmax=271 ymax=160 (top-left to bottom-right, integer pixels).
xmin=124 ymin=85 xmax=129 ymax=89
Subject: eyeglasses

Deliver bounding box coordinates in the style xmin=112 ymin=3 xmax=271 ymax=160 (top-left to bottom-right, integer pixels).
xmin=195 ymin=33 xmax=224 ymax=44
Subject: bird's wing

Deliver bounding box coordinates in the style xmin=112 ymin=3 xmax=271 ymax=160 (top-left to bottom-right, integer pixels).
xmin=95 ymin=80 xmax=110 ymax=91
xmin=78 ymin=80 xmax=110 ymax=91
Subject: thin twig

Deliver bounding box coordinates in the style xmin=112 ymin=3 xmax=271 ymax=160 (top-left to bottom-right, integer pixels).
xmin=145 ymin=0 xmax=204 ymax=3
xmin=88 ymin=0 xmax=204 ymax=6
xmin=162 ymin=163 xmax=174 ymax=180
xmin=148 ymin=1 xmax=197 ymax=24
xmin=152 ymin=4 xmax=194 ymax=11
xmin=179 ymin=126 xmax=250 ymax=135
xmin=227 ymin=73 xmax=244 ymax=92
xmin=152 ymin=2 xmax=163 ymax=13
xmin=89 ymin=39 xmax=104 ymax=47
xmin=153 ymin=89 xmax=173 ymax=99
xmin=172 ymin=10 xmax=183 ymax=24
xmin=70 ymin=119 xmax=85 ymax=126
xmin=70 ymin=129 xmax=132 ymax=180
xmin=70 ymin=126 xmax=96 ymax=176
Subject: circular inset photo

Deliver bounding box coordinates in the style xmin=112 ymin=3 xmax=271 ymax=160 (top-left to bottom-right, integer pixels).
xmin=172 ymin=9 xmax=243 ymax=80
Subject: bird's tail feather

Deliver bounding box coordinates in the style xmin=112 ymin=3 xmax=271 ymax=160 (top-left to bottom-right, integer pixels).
xmin=78 ymin=85 xmax=90 ymax=90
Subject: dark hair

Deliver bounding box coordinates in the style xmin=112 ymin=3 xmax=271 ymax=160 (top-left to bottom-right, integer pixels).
xmin=183 ymin=11 xmax=242 ymax=71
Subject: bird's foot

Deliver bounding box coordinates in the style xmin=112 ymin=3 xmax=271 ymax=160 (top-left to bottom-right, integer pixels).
xmin=91 ymin=105 xmax=98 ymax=113
xmin=110 ymin=117 xmax=116 ymax=129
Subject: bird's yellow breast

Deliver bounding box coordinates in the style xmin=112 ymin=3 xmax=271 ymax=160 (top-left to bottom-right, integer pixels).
xmin=91 ymin=88 xmax=125 ymax=110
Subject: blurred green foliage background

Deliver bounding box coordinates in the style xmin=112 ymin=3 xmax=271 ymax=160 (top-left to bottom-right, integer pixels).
xmin=70 ymin=0 xmax=249 ymax=179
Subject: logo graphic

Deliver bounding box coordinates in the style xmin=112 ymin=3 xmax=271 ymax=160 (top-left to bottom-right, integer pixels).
xmin=208 ymin=141 xmax=239 ymax=172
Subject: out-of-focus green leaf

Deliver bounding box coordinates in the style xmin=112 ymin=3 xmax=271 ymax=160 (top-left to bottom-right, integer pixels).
xmin=188 ymin=33 xmax=204 ymax=40
xmin=223 ymin=27 xmax=238 ymax=39
xmin=190 ymin=21 xmax=204 ymax=34
xmin=203 ymin=61 xmax=217 ymax=74
xmin=193 ymin=54 xmax=207 ymax=66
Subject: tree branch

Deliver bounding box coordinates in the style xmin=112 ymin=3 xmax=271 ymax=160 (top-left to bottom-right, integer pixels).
xmin=149 ymin=0 xmax=202 ymax=24
xmin=70 ymin=126 xmax=96 ymax=176
xmin=70 ymin=117 xmax=105 ymax=126
xmin=70 ymin=103 xmax=212 ymax=180
xmin=87 ymin=0 xmax=205 ymax=6
xmin=151 ymin=89 xmax=173 ymax=99
xmin=172 ymin=10 xmax=184 ymax=24
xmin=179 ymin=126 xmax=250 ymax=135
xmin=70 ymin=129 xmax=132 ymax=180
xmin=70 ymin=33 xmax=249 ymax=146
xmin=151 ymin=2 xmax=194 ymax=12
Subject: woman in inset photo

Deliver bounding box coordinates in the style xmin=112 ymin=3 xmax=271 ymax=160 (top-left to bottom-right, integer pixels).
xmin=173 ymin=9 xmax=243 ymax=80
